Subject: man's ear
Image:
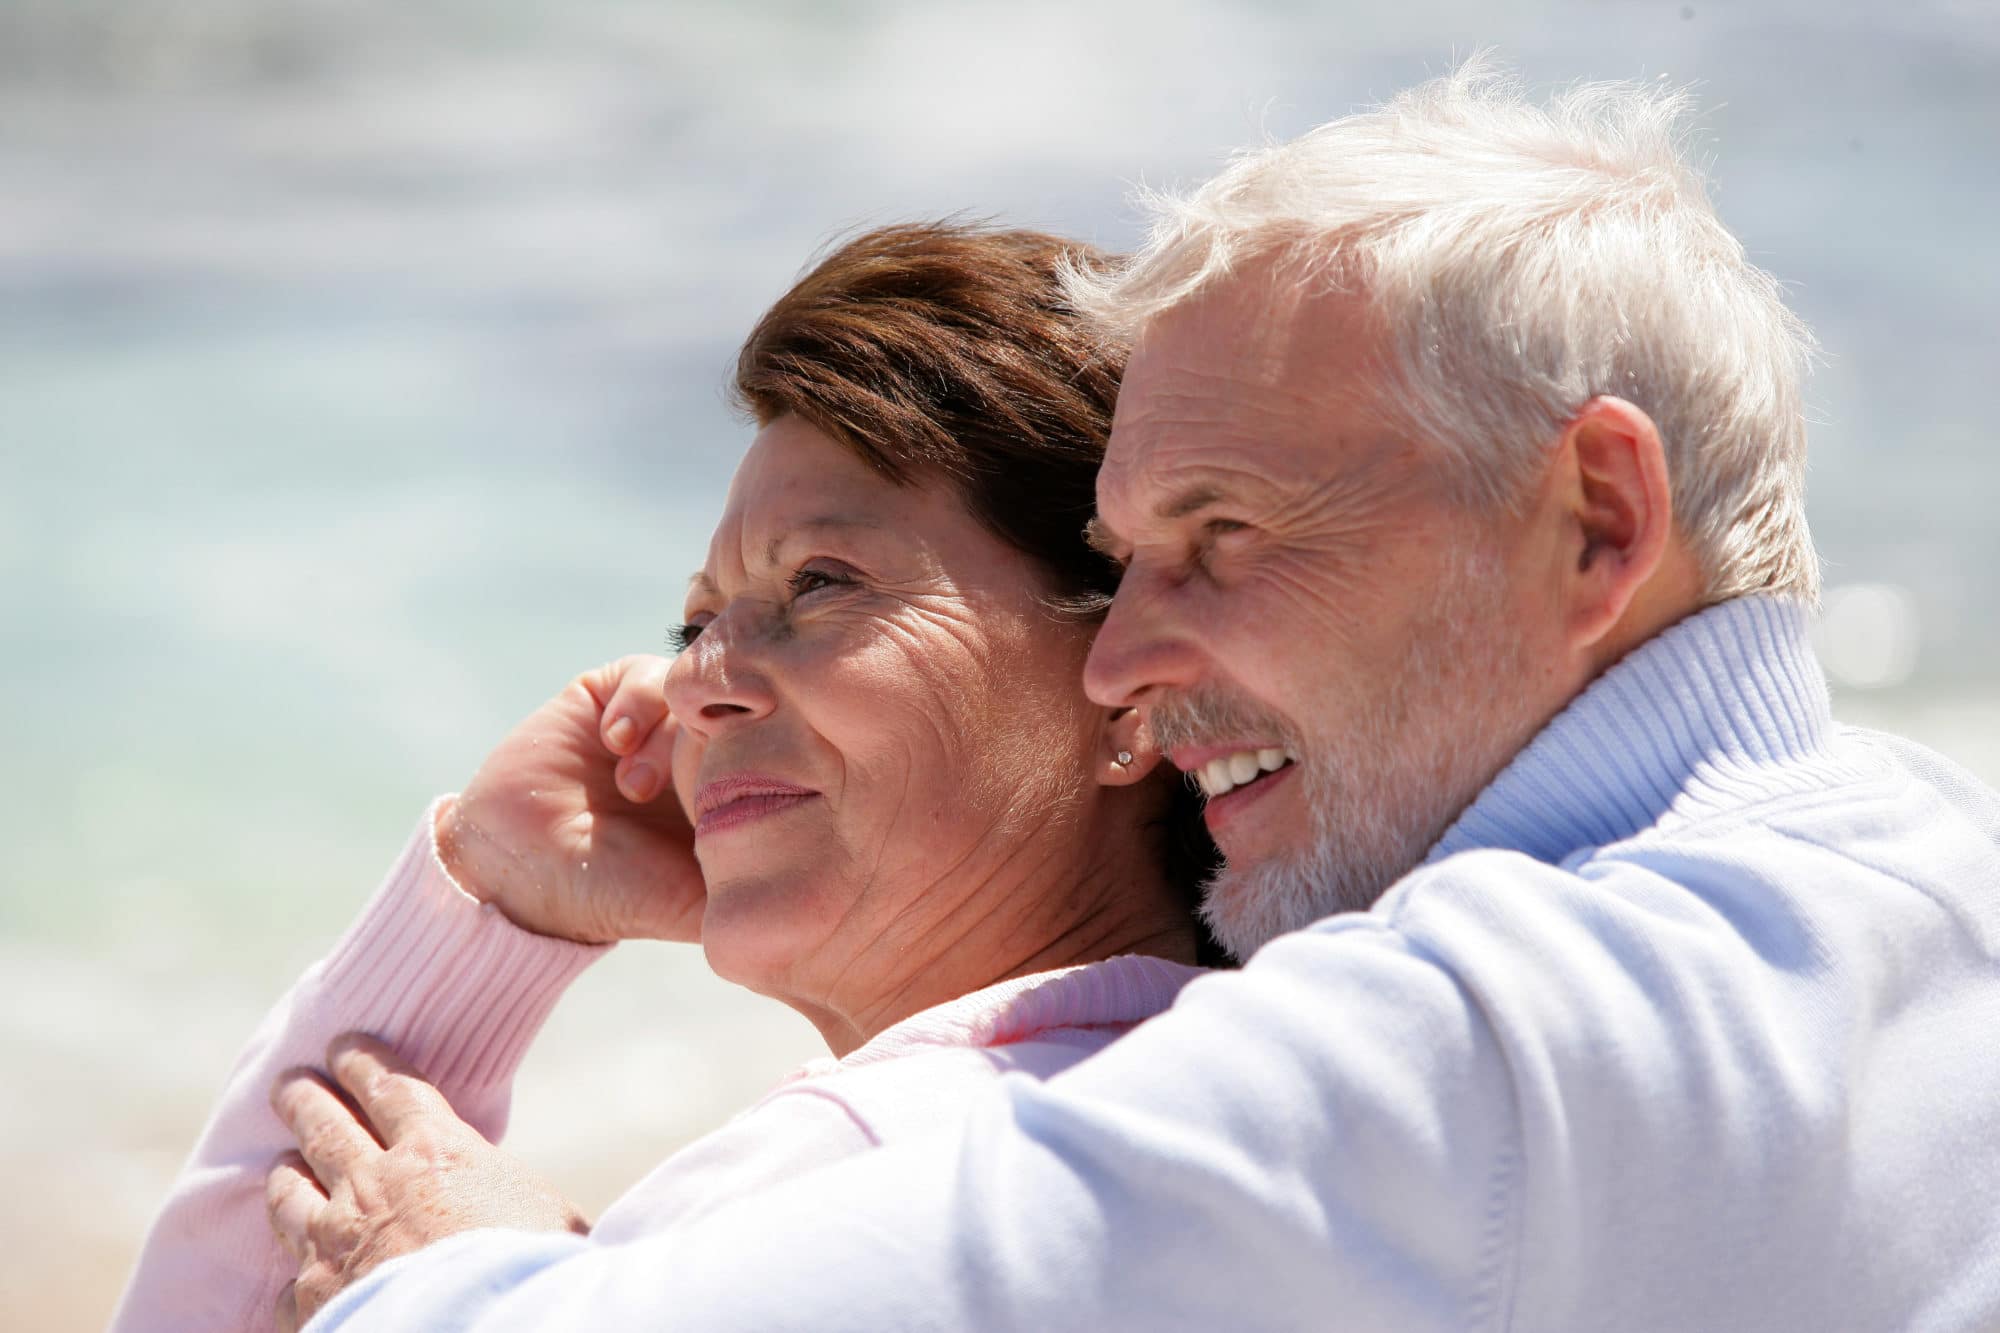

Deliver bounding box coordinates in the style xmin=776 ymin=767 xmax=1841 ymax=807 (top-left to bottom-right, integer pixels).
xmin=1098 ymin=707 xmax=1166 ymax=786
xmin=1555 ymin=396 xmax=1677 ymax=651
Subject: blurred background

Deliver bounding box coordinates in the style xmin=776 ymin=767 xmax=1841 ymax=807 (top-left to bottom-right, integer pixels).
xmin=2 ymin=0 xmax=1995 ymax=1325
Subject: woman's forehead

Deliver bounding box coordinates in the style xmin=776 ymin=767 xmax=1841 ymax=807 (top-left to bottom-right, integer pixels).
xmin=724 ymin=415 xmax=923 ymax=517
xmin=718 ymin=455 xmax=922 ymax=546
xmin=691 ymin=423 xmax=964 ymax=591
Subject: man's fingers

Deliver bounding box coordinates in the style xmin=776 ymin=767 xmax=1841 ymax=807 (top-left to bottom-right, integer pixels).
xmin=265 ymin=1152 xmax=323 ymax=1262
xmin=271 ymin=1069 xmax=379 ymax=1186
xmin=593 ymin=654 xmax=673 ymax=756
xmin=326 ymin=1033 xmax=456 ymax=1146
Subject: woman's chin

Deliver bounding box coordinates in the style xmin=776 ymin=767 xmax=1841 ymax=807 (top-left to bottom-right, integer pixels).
xmin=696 ymin=870 xmax=843 ymax=995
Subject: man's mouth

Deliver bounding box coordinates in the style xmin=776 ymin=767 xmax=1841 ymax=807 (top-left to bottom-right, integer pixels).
xmin=1187 ymin=747 xmax=1297 ymax=799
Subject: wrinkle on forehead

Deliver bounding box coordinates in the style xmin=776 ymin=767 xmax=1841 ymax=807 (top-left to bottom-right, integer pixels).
xmin=1098 ymin=269 xmax=1408 ymax=536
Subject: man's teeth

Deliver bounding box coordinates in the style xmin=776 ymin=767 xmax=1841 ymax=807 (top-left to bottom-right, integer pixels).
xmin=1196 ymin=747 xmax=1294 ymax=798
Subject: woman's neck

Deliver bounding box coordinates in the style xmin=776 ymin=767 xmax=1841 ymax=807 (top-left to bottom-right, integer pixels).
xmin=791 ymin=833 xmax=1199 ymax=1059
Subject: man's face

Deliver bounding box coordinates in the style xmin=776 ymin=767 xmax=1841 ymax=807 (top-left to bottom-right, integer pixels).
xmin=1085 ymin=265 xmax=1561 ymax=957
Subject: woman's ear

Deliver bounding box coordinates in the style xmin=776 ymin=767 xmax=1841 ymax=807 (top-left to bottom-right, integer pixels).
xmin=1098 ymin=707 xmax=1166 ymax=786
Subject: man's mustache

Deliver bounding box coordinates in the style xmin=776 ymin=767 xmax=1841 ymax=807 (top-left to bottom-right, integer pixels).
xmin=1146 ymin=688 xmax=1305 ymax=754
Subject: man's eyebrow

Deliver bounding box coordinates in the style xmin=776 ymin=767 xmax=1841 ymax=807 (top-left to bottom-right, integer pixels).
xmin=1083 ymin=516 xmax=1124 ymax=559
xmin=1086 ymin=485 xmax=1230 ymax=558
xmin=1158 ymin=485 xmax=1224 ymax=520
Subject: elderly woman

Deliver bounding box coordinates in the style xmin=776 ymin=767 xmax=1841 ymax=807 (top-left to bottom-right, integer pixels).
xmin=111 ymin=223 xmax=1218 ymax=1331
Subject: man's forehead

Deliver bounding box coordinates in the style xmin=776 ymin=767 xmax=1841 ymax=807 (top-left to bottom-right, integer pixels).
xmin=1097 ymin=385 xmax=1326 ymax=518
xmin=1094 ymin=447 xmax=1296 ymax=547
xmin=1099 ymin=273 xmax=1386 ymax=524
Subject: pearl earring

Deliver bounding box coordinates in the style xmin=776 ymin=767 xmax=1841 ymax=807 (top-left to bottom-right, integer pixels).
xmin=1115 ymin=750 xmax=1134 ymax=766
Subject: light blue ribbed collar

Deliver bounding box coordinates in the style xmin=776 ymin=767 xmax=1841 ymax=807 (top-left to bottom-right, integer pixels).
xmin=1426 ymin=595 xmax=1843 ymax=868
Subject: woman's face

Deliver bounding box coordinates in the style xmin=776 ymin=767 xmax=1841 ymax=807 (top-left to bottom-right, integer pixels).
xmin=666 ymin=415 xmax=1123 ymax=1014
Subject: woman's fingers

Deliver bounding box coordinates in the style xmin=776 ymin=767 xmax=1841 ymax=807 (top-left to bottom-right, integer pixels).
xmin=615 ymin=713 xmax=680 ymax=805
xmin=271 ymin=1069 xmax=378 ymax=1187
xmin=265 ymin=1152 xmax=323 ymax=1262
xmin=594 ymin=655 xmax=673 ymax=757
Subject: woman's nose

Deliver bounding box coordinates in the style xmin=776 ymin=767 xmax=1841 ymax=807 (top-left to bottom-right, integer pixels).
xmin=662 ymin=615 xmax=778 ymax=738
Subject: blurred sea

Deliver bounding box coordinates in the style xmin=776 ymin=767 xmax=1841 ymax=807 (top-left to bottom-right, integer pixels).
xmin=2 ymin=1 xmax=1996 ymax=1326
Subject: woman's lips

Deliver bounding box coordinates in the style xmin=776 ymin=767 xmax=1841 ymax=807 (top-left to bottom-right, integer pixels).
xmin=693 ymin=775 xmax=820 ymax=838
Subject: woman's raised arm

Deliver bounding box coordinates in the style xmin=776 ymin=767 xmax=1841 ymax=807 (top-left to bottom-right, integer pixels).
xmin=110 ymin=656 xmax=702 ymax=1333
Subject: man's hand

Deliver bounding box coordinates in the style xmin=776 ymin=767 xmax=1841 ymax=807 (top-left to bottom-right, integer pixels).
xmin=438 ymin=654 xmax=705 ymax=945
xmin=266 ymin=1034 xmax=587 ymax=1332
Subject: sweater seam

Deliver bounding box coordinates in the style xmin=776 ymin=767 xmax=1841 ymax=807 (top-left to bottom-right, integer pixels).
xmin=1452 ymin=976 xmax=1523 ymax=1333
xmin=754 ymin=1084 xmax=884 ymax=1149
xmin=1478 ymin=1106 xmax=1524 ymax=1333
xmin=1372 ymin=918 xmax=1525 ymax=1332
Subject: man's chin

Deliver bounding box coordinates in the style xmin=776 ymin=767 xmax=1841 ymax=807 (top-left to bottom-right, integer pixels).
xmin=1198 ymin=850 xmax=1351 ymax=963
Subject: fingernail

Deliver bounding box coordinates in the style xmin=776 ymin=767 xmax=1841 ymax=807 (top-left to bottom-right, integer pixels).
xmin=606 ymin=717 xmax=636 ymax=750
xmin=626 ymin=762 xmax=658 ymax=801
xmin=270 ymin=1069 xmax=307 ymax=1109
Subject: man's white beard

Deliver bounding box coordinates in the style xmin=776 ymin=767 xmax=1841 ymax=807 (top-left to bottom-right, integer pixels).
xmin=1156 ymin=545 xmax=1531 ymax=961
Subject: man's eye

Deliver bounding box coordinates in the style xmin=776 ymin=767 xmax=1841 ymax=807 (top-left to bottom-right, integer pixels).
xmin=667 ymin=622 xmax=705 ymax=652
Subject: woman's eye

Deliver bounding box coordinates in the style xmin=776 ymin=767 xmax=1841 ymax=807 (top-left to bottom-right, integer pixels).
xmin=787 ymin=566 xmax=855 ymax=599
xmin=667 ymin=621 xmax=705 ymax=652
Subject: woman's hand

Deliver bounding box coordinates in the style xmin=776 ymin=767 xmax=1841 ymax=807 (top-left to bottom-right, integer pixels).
xmin=436 ymin=654 xmax=704 ymax=945
xmin=266 ymin=1035 xmax=586 ymax=1331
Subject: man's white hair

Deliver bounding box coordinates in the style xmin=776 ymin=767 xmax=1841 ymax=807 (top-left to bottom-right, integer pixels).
xmin=1066 ymin=57 xmax=1820 ymax=602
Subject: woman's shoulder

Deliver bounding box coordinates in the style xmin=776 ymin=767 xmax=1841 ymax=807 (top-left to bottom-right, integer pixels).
xmin=850 ymin=953 xmax=1211 ymax=1065
xmin=763 ymin=955 xmax=1212 ymax=1144
xmin=595 ymin=957 xmax=1212 ymax=1245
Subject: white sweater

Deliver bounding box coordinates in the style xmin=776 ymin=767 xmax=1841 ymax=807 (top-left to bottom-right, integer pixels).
xmin=305 ymin=595 xmax=2000 ymax=1331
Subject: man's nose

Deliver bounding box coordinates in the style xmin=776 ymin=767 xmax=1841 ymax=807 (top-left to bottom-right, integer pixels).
xmin=1083 ymin=564 xmax=1206 ymax=708
xmin=663 ymin=612 xmax=778 ymax=738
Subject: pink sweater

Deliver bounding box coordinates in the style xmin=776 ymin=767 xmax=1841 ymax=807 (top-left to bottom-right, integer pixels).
xmin=110 ymin=802 xmax=1205 ymax=1332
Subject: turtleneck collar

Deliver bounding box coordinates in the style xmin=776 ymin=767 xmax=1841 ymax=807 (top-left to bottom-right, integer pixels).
xmin=1426 ymin=595 xmax=1858 ymax=869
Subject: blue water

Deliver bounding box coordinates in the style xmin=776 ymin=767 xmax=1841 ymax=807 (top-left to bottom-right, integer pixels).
xmin=1 ymin=2 xmax=1995 ymax=1323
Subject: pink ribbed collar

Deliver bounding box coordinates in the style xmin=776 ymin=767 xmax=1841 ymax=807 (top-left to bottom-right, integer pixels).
xmin=789 ymin=955 xmax=1210 ymax=1079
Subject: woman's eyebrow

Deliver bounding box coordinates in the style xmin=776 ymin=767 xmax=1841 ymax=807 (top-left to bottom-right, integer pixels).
xmin=764 ymin=513 xmax=884 ymax=565
xmin=686 ymin=514 xmax=889 ymax=596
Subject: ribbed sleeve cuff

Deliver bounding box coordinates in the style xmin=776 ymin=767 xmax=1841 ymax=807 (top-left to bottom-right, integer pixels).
xmin=311 ymin=797 xmax=611 ymax=1094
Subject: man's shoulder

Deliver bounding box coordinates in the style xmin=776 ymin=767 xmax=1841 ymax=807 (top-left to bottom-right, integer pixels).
xmin=1365 ymin=725 xmax=2000 ymax=1050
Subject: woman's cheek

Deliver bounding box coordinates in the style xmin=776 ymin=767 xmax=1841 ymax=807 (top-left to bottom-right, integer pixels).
xmin=669 ymin=727 xmax=702 ymax=819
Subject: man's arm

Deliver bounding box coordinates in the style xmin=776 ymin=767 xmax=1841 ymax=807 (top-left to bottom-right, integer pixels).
xmin=312 ymin=915 xmax=1524 ymax=1332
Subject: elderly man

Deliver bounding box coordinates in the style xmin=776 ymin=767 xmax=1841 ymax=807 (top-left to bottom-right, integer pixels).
xmin=284 ymin=67 xmax=2000 ymax=1330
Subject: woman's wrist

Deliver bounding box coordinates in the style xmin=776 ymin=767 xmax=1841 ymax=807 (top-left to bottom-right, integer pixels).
xmin=432 ymin=796 xmax=505 ymax=909
xmin=431 ymin=795 xmax=617 ymax=945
